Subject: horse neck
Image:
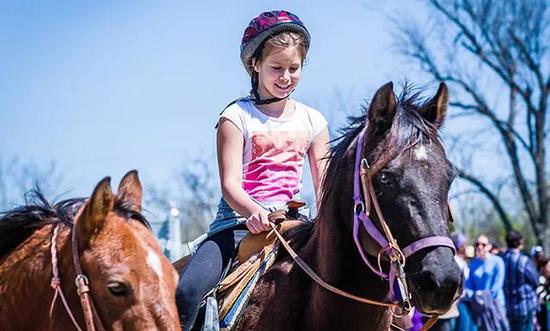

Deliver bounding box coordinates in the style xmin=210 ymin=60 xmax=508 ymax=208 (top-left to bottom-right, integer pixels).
xmin=300 ymin=205 xmax=392 ymax=327
xmin=0 ymin=224 xmax=79 ymax=329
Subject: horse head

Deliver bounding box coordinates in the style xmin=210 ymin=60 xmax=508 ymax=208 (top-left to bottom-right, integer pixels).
xmin=322 ymin=82 xmax=462 ymax=316
xmin=76 ymin=170 xmax=180 ymax=330
xmin=360 ymin=82 xmax=462 ymax=314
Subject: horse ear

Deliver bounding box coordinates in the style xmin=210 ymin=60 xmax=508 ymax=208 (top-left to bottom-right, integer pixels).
xmin=117 ymin=170 xmax=143 ymax=212
xmin=78 ymin=177 xmax=114 ymax=247
xmin=421 ymin=82 xmax=448 ymax=128
xmin=367 ymin=82 xmax=397 ymax=137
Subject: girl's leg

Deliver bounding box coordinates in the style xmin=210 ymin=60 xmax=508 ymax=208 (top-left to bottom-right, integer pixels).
xmin=175 ymin=229 xmax=238 ymax=330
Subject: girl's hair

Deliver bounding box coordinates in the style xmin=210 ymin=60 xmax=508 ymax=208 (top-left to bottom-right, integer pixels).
xmin=249 ymin=31 xmax=308 ymax=70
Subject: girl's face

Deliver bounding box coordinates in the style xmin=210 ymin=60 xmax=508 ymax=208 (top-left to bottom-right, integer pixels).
xmin=254 ymin=45 xmax=303 ymax=100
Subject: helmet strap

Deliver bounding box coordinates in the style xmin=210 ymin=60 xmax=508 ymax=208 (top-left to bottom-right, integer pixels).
xmin=250 ymin=72 xmax=293 ymax=105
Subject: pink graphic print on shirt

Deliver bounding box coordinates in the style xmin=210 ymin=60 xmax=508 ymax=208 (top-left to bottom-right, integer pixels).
xmin=243 ymin=130 xmax=309 ymax=202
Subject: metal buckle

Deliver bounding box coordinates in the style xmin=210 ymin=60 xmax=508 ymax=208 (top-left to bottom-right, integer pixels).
xmin=354 ymin=201 xmax=365 ymax=215
xmin=396 ymin=263 xmax=412 ymax=312
xmin=75 ymin=274 xmax=90 ymax=295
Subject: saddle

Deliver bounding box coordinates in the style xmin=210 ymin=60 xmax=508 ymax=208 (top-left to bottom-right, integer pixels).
xmin=172 ymin=201 xmax=307 ymax=330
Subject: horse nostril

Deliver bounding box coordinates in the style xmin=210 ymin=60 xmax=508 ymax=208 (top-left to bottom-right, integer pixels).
xmin=418 ymin=271 xmax=440 ymax=292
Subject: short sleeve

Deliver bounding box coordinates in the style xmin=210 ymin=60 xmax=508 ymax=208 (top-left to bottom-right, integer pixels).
xmin=219 ymin=102 xmax=246 ymax=133
xmin=305 ymin=106 xmax=328 ymax=139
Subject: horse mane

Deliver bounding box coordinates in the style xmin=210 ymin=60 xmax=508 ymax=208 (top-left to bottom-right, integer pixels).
xmin=0 ymin=189 xmax=150 ymax=258
xmin=319 ymin=84 xmax=443 ymax=218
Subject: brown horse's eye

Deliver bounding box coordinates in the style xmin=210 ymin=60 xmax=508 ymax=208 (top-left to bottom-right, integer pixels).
xmin=108 ymin=282 xmax=129 ymax=297
xmin=378 ymin=172 xmax=395 ymax=186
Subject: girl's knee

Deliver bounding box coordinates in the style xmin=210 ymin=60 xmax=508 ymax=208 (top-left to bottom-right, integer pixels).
xmin=176 ymin=284 xmax=202 ymax=308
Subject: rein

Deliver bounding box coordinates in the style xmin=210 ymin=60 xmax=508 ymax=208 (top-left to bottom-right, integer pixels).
xmin=49 ymin=202 xmax=106 ymax=331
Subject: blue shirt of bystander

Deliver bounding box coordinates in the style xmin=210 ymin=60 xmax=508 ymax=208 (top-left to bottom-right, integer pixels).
xmin=466 ymin=253 xmax=506 ymax=308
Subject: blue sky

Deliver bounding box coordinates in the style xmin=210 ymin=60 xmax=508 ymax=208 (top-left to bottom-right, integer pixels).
xmin=1 ymin=1 xmax=433 ymax=205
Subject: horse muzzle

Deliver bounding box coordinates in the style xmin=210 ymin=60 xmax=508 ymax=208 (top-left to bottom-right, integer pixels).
xmin=406 ymin=247 xmax=463 ymax=315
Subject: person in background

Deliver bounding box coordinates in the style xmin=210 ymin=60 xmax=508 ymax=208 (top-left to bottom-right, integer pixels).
xmin=536 ymin=255 xmax=550 ymax=331
xmin=453 ymin=232 xmax=477 ymax=331
xmin=491 ymin=242 xmax=504 ymax=257
xmin=465 ymin=234 xmax=508 ymax=331
xmin=502 ymin=231 xmax=539 ymax=331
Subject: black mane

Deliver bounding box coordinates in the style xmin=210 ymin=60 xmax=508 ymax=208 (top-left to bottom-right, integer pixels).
xmin=320 ymin=85 xmax=443 ymax=211
xmin=0 ymin=189 xmax=150 ymax=258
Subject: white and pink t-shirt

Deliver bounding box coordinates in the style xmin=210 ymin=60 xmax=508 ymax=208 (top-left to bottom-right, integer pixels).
xmin=221 ymin=99 xmax=327 ymax=203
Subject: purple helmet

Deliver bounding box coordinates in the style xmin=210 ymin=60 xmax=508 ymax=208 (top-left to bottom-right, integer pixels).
xmin=240 ymin=10 xmax=311 ymax=75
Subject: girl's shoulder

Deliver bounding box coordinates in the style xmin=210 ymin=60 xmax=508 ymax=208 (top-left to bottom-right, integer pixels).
xmin=293 ymin=100 xmax=328 ymax=137
xmin=219 ymin=98 xmax=256 ymax=133
xmin=293 ymin=100 xmax=325 ymax=118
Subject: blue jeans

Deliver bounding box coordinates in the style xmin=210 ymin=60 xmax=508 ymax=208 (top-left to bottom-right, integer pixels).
xmin=208 ymin=198 xmax=294 ymax=236
xmin=508 ymin=311 xmax=534 ymax=331
xmin=456 ymin=301 xmax=478 ymax=331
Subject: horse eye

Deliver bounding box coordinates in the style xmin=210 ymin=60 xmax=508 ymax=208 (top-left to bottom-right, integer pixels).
xmin=108 ymin=282 xmax=129 ymax=297
xmin=378 ymin=172 xmax=395 ymax=186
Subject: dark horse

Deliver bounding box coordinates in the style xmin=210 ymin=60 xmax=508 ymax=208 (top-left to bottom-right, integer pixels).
xmin=0 ymin=171 xmax=180 ymax=330
xmin=234 ymin=82 xmax=462 ymax=330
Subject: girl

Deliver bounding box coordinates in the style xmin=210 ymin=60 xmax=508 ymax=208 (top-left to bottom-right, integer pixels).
xmin=175 ymin=10 xmax=330 ymax=329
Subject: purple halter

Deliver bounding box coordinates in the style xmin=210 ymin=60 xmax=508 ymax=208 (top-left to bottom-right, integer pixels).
xmin=352 ymin=129 xmax=456 ymax=305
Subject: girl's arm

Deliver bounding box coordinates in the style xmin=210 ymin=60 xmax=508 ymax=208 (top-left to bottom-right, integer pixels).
xmin=307 ymin=127 xmax=330 ymax=208
xmin=217 ymin=118 xmax=271 ymax=233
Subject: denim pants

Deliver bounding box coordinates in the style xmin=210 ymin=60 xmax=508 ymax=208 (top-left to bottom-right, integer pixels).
xmin=508 ymin=311 xmax=534 ymax=331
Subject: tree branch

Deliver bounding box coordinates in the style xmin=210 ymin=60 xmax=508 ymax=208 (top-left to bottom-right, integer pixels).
xmin=456 ymin=168 xmax=513 ymax=231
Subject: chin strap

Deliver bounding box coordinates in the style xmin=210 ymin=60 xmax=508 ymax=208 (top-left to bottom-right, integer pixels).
xmin=250 ymin=73 xmax=292 ymax=105
xmin=214 ymin=73 xmax=294 ymax=129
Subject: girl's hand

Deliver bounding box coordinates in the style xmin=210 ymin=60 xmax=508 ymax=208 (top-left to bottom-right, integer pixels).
xmin=245 ymin=210 xmax=272 ymax=234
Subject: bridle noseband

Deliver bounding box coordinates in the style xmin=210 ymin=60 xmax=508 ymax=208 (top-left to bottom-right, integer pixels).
xmin=49 ymin=201 xmax=106 ymax=331
xmin=352 ymin=129 xmax=456 ymax=309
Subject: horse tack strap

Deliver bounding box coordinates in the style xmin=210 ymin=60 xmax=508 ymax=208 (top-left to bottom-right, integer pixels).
xmin=49 ymin=224 xmax=85 ymax=331
xmin=401 ymin=237 xmax=455 ymax=258
xmin=48 ymin=201 xmax=106 ymax=331
xmin=419 ymin=316 xmax=438 ymax=331
xmin=269 ymin=223 xmax=395 ymax=308
xmin=70 ymin=202 xmax=107 ymax=331
xmin=269 ymin=223 xmax=438 ymax=331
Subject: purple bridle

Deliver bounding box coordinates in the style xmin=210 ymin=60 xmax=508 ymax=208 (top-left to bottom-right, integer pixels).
xmin=352 ymin=129 xmax=456 ymax=307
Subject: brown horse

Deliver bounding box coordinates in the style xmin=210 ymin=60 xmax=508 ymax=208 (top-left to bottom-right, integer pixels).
xmin=233 ymin=82 xmax=462 ymax=330
xmin=0 ymin=171 xmax=180 ymax=330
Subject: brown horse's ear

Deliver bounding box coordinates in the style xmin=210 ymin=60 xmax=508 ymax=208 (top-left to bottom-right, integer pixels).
xmin=421 ymin=82 xmax=448 ymax=128
xmin=367 ymin=82 xmax=397 ymax=137
xmin=78 ymin=177 xmax=114 ymax=248
xmin=117 ymin=170 xmax=143 ymax=212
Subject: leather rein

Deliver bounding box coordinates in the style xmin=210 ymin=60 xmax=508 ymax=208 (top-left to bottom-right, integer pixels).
xmin=271 ymin=129 xmax=455 ymax=331
xmin=49 ymin=201 xmax=106 ymax=331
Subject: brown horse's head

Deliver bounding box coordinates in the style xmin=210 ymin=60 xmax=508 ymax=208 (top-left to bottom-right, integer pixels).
xmin=321 ymin=82 xmax=462 ymax=315
xmin=76 ymin=171 xmax=180 ymax=330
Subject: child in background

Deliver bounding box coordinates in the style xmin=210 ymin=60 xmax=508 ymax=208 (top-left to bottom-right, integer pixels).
xmin=175 ymin=10 xmax=330 ymax=329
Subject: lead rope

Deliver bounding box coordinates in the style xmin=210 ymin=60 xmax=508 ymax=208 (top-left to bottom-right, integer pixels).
xmin=49 ymin=224 xmax=84 ymax=331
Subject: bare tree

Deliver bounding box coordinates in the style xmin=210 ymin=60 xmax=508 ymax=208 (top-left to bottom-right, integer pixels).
xmin=146 ymin=157 xmax=219 ymax=244
xmin=0 ymin=156 xmax=65 ymax=211
xmin=394 ymin=0 xmax=550 ymax=252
